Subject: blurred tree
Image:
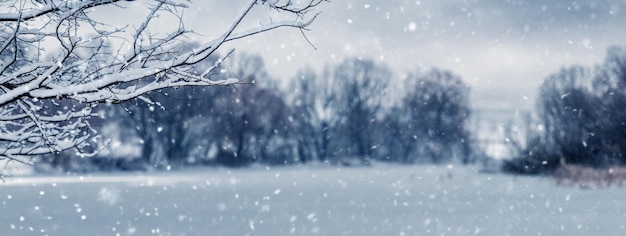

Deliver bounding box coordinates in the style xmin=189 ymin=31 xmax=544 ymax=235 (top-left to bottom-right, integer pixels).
xmin=589 ymin=47 xmax=626 ymax=165
xmin=192 ymin=54 xmax=294 ymax=167
xmin=504 ymin=46 xmax=626 ymax=174
xmin=201 ymin=84 xmax=292 ymax=167
xmin=122 ymin=86 xmax=219 ymax=167
xmin=504 ymin=67 xmax=597 ymax=174
xmin=332 ymin=58 xmax=391 ymax=164
xmin=400 ymin=69 xmax=472 ymax=163
xmin=289 ymin=68 xmax=337 ymax=163
xmin=539 ymin=67 xmax=597 ymax=165
xmin=371 ymin=106 xmax=410 ymax=162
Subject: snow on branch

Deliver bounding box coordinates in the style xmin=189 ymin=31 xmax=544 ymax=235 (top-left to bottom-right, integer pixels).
xmin=0 ymin=0 xmax=129 ymax=22
xmin=0 ymin=0 xmax=326 ymax=170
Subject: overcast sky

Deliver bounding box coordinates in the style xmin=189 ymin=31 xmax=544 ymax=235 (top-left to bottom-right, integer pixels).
xmin=120 ymin=0 xmax=626 ymax=121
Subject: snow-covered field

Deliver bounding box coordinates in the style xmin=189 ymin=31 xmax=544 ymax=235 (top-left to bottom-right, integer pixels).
xmin=1 ymin=164 xmax=625 ymax=236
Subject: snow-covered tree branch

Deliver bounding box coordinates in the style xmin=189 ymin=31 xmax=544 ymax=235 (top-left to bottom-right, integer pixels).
xmin=0 ymin=0 xmax=326 ymax=173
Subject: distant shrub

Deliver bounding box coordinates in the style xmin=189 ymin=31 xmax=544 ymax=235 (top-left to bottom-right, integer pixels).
xmin=553 ymin=165 xmax=626 ymax=188
xmin=502 ymin=140 xmax=559 ymax=175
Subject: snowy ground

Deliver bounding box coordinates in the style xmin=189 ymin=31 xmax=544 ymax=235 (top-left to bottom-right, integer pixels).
xmin=1 ymin=164 xmax=625 ymax=236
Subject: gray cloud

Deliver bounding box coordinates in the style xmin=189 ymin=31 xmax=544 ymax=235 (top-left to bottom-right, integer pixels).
xmin=114 ymin=0 xmax=626 ymax=117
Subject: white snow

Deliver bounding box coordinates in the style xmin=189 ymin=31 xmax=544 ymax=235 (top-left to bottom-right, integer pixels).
xmin=407 ymin=22 xmax=417 ymax=32
xmin=1 ymin=165 xmax=625 ymax=235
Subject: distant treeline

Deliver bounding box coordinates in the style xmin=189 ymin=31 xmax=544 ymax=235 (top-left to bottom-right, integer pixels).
xmin=38 ymin=53 xmax=478 ymax=172
xmin=39 ymin=46 xmax=626 ymax=174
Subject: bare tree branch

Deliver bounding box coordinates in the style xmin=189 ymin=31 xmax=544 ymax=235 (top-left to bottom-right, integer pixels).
xmin=0 ymin=0 xmax=326 ymax=172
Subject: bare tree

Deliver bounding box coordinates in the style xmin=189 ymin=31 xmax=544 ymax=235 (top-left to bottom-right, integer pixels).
xmin=401 ymin=69 xmax=471 ymax=163
xmin=0 ymin=0 xmax=325 ymax=175
xmin=332 ymin=58 xmax=391 ymax=164
xmin=290 ymin=67 xmax=337 ymax=163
